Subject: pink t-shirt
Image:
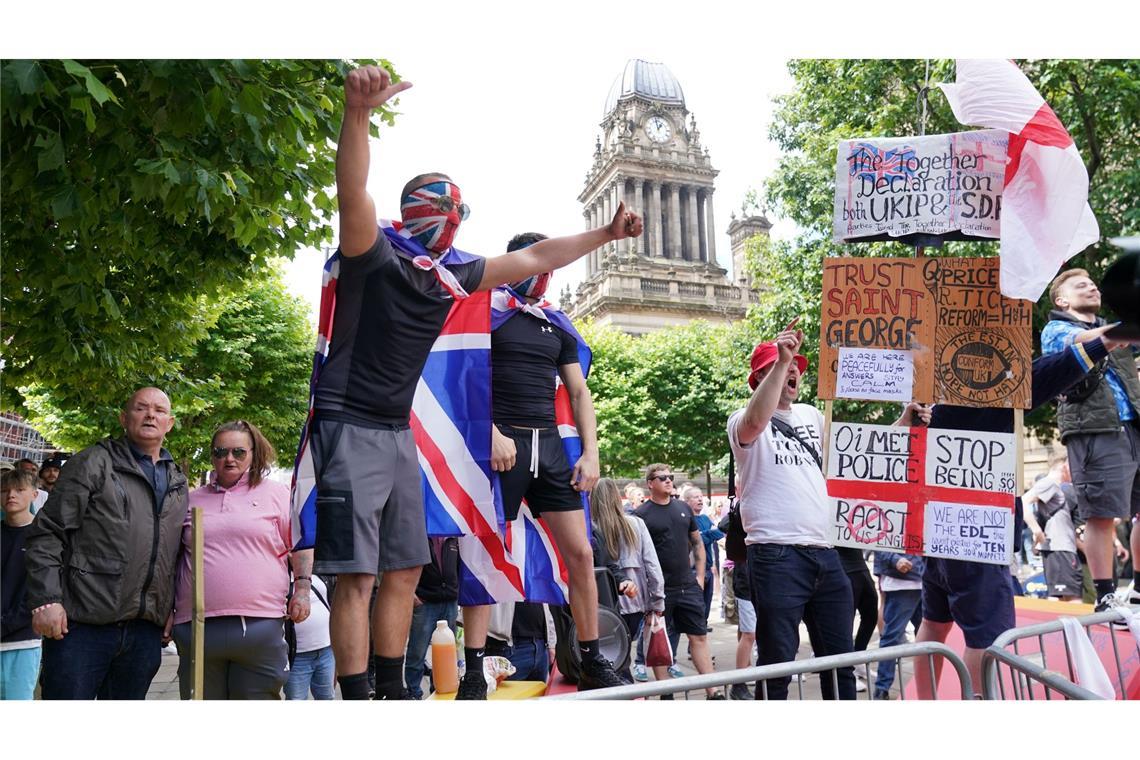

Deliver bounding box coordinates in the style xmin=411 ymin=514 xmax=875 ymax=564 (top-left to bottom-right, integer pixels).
xmin=173 ymin=473 xmax=292 ymax=625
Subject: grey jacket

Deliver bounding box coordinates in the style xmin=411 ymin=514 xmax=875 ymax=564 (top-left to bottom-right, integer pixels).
xmin=25 ymin=436 xmax=189 ymax=626
xmin=617 ymin=515 xmax=666 ymax=615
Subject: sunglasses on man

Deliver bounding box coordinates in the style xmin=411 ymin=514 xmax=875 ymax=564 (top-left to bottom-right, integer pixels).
xmin=212 ymin=447 xmax=249 ymax=461
xmin=651 ymin=474 xmax=675 ymax=482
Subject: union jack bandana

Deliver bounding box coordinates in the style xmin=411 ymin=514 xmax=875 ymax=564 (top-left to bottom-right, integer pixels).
xmin=400 ymin=180 xmax=467 ymax=253
xmin=508 ymin=271 xmax=552 ymax=299
xmin=381 ymin=219 xmax=478 ymax=300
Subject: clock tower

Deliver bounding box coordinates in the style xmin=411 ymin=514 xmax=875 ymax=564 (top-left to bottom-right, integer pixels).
xmin=563 ymin=59 xmax=757 ymax=335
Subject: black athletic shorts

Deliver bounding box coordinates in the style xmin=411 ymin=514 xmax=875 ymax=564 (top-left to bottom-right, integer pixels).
xmin=497 ymin=424 xmax=583 ymax=520
xmin=664 ymin=582 xmax=708 ymax=637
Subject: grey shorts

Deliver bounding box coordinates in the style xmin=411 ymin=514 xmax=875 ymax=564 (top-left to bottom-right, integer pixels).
xmin=310 ymin=418 xmax=431 ymax=575
xmin=737 ymin=598 xmax=757 ymax=634
xmin=1066 ymin=424 xmax=1140 ymax=521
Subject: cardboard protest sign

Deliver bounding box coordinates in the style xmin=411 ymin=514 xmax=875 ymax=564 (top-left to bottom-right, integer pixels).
xmin=826 ymin=421 xmax=1016 ymax=564
xmin=833 ymin=130 xmax=1008 ymax=243
xmin=819 ymin=256 xmax=1032 ymax=408
xmin=926 ymin=257 xmax=1033 ymax=408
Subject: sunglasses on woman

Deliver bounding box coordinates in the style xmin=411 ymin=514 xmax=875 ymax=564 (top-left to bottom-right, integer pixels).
xmin=212 ymin=447 xmax=249 ymax=461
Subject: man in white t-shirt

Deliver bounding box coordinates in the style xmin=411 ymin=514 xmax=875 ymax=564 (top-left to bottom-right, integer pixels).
xmin=1022 ymin=451 xmax=1083 ymax=602
xmin=726 ymin=321 xmax=855 ymax=700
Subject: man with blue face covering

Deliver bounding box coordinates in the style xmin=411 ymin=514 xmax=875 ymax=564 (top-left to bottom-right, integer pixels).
xmin=306 ymin=65 xmax=643 ymax=701
xmin=455 ymin=233 xmax=633 ymax=697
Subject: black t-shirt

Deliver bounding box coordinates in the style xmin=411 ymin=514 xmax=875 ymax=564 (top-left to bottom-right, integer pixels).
xmin=634 ymin=498 xmax=699 ymax=591
xmin=491 ymin=312 xmax=579 ymax=427
xmin=511 ymin=601 xmax=547 ymax=642
xmin=314 ymin=232 xmax=486 ymax=426
xmin=1 ymin=522 xmax=35 ymax=644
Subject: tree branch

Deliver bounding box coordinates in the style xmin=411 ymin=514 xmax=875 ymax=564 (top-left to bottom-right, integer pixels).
xmin=1067 ymin=69 xmax=1103 ymax=181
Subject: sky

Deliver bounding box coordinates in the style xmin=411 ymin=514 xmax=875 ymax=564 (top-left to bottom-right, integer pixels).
xmin=274 ymin=20 xmax=799 ymax=321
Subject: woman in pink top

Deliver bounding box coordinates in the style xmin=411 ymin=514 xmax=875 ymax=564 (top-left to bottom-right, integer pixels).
xmin=167 ymin=420 xmax=313 ymax=699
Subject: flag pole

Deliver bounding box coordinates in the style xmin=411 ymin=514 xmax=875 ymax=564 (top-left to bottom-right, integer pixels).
xmin=914 ymin=59 xmax=931 ymax=260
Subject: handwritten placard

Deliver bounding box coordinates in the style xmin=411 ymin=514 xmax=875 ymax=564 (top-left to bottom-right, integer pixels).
xmin=836 ymin=347 xmax=914 ymax=402
xmin=820 ymin=256 xmax=1032 ymax=409
xmin=833 ymin=130 xmax=1008 ymax=242
xmin=924 ymin=501 xmax=1014 ymax=564
xmin=826 ymin=421 xmax=1015 ymax=563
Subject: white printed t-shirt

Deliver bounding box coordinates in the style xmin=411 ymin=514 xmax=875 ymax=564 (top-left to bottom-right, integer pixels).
xmin=727 ymin=403 xmax=831 ymax=547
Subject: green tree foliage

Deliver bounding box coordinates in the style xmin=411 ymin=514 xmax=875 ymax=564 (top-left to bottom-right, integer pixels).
xmin=20 ymin=268 xmax=313 ymax=479
xmin=753 ymin=59 xmax=1140 ymax=437
xmin=1 ymin=58 xmax=395 ymax=415
xmin=579 ymin=319 xmax=759 ymax=482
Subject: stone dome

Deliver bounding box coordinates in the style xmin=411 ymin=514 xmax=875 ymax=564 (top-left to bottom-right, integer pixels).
xmin=602 ymin=59 xmax=685 ymax=116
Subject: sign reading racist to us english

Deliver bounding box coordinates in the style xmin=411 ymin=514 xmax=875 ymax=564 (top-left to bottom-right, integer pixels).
xmin=833 ymin=130 xmax=1008 ymax=243
xmin=819 ymin=256 xmax=1032 ymax=409
xmin=826 ymin=421 xmax=1016 ymax=564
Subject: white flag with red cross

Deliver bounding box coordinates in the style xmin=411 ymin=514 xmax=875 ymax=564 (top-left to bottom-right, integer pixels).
xmin=939 ymin=59 xmax=1099 ymax=302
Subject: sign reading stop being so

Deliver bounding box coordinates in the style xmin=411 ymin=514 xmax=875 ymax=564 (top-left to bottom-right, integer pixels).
xmin=825 ymin=421 xmax=1016 ymax=564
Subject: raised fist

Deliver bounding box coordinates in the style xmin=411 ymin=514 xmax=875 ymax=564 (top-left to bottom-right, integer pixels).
xmin=345 ymin=65 xmax=412 ymax=111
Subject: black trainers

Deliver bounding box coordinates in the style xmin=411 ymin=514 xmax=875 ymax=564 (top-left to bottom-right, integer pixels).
xmin=456 ymin=671 xmax=488 ymax=700
xmin=873 ymin=688 xmax=891 ymax=701
xmin=578 ymin=657 xmax=625 ymax=691
xmin=707 ymin=692 xmax=726 ymax=700
xmin=1094 ymin=594 xmax=1130 ymax=628
xmin=729 ymin=683 xmax=754 ymax=700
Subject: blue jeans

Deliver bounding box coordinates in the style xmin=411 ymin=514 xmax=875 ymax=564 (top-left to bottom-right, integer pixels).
xmin=40 ymin=620 xmax=162 ymax=700
xmin=285 ymin=646 xmax=335 ymax=700
xmin=505 ymin=637 xmax=549 ymax=682
xmin=747 ymin=544 xmax=856 ymax=700
xmin=874 ymin=589 xmax=923 ymax=694
xmin=404 ymin=600 xmax=458 ymax=699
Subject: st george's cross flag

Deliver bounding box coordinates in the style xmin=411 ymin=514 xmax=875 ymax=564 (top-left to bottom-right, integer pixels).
xmin=939 ymin=59 xmax=1099 ymax=301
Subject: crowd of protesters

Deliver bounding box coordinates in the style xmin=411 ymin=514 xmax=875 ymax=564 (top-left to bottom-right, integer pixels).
xmin=2 ymin=63 xmax=1137 ymax=702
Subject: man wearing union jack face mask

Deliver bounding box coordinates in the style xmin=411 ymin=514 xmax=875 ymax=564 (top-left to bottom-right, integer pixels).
xmin=301 ymin=64 xmax=643 ymax=701
xmin=455 ymin=233 xmax=632 ymax=698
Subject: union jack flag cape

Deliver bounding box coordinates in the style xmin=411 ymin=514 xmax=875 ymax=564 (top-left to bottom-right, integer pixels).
xmin=290 ymin=229 xmax=592 ymax=607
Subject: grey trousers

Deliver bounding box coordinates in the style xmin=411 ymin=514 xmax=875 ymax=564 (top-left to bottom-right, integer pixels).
xmin=173 ymin=616 xmax=288 ymax=700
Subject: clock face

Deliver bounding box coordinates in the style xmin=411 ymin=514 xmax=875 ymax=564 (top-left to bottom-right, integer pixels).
xmin=645 ymin=116 xmax=672 ymax=144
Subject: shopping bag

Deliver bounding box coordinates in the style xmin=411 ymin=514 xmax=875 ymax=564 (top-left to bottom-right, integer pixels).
xmin=644 ymin=612 xmax=673 ymax=668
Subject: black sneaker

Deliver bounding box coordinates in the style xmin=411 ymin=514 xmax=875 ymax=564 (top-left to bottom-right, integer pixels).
xmin=1094 ymin=594 xmax=1130 ymax=628
xmin=578 ymin=657 xmax=625 ymax=691
xmin=456 ymin=671 xmax=488 ymax=700
xmin=707 ymin=692 xmax=726 ymax=700
xmin=873 ymin=688 xmax=891 ymax=701
xmin=729 ymin=683 xmax=754 ymax=700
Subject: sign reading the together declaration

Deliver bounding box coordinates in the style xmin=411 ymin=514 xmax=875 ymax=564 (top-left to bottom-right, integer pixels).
xmin=818 ymin=256 xmax=1032 ymax=408
xmin=826 ymin=421 xmax=1016 ymax=565
xmin=833 ymin=130 xmax=1008 ymax=243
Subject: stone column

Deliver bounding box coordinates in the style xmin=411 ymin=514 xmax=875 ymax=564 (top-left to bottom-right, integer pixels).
xmin=668 ymin=183 xmax=682 ymax=260
xmin=588 ymin=200 xmax=599 ymax=274
xmin=697 ymin=190 xmax=708 ymax=263
xmin=647 ymin=181 xmax=665 ymax=258
xmin=686 ymin=186 xmax=700 ymax=262
xmin=633 ymin=180 xmax=645 ymax=256
xmin=601 ymin=190 xmax=612 ymax=267
xmin=705 ymin=188 xmax=718 ymax=267
xmin=613 ymin=179 xmax=626 ymax=257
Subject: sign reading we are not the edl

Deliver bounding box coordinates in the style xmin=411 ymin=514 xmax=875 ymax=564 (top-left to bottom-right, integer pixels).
xmin=818 ymin=256 xmax=1032 ymax=409
xmin=827 ymin=421 xmax=1016 ymax=565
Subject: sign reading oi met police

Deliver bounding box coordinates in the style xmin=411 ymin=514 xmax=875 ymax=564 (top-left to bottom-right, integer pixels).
xmin=826 ymin=421 xmax=1016 ymax=564
xmin=833 ymin=130 xmax=1007 ymax=242
xmin=818 ymin=256 xmax=1032 ymax=409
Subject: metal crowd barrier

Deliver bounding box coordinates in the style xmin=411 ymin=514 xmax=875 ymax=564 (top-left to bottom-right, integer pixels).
xmin=547 ymin=641 xmax=974 ymax=700
xmin=981 ymin=608 xmax=1139 ymax=701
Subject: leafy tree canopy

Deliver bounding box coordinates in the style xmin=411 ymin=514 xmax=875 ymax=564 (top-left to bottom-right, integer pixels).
xmin=1 ymin=58 xmax=396 ymax=415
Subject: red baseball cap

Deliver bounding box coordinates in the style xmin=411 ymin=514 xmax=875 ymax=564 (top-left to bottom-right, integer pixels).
xmin=747 ymin=341 xmax=808 ymax=390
